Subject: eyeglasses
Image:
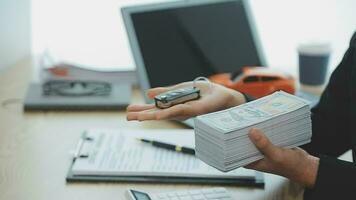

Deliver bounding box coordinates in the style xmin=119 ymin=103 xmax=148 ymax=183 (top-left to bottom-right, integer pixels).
xmin=42 ymin=81 xmax=111 ymax=97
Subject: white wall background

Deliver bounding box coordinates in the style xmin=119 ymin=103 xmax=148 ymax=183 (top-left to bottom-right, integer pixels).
xmin=250 ymin=0 xmax=356 ymax=74
xmin=31 ymin=0 xmax=356 ymax=74
xmin=31 ymin=0 xmax=173 ymax=71
xmin=0 ymin=0 xmax=31 ymax=70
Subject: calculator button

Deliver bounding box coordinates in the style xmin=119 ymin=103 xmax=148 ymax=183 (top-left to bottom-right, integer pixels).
xmin=149 ymin=194 xmax=158 ymax=200
xmin=167 ymin=193 xmax=176 ymax=198
xmin=219 ymin=197 xmax=233 ymax=200
xmin=201 ymin=189 xmax=214 ymax=195
xmin=179 ymin=197 xmax=192 ymax=200
xmin=176 ymin=191 xmax=189 ymax=197
xmin=156 ymin=194 xmax=164 ymax=198
xmin=213 ymin=188 xmax=227 ymax=193
xmin=189 ymin=190 xmax=201 ymax=195
xmin=150 ymin=187 xmax=232 ymax=200
xmin=204 ymin=193 xmax=229 ymax=199
xmin=192 ymin=194 xmax=205 ymax=200
xmin=157 ymin=193 xmax=168 ymax=199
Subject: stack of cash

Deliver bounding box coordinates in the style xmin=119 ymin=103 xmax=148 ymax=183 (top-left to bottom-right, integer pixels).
xmin=194 ymin=91 xmax=312 ymax=172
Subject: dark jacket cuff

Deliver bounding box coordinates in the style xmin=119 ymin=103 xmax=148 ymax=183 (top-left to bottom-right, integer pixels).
xmin=304 ymin=155 xmax=356 ymax=199
xmin=242 ymin=93 xmax=255 ymax=102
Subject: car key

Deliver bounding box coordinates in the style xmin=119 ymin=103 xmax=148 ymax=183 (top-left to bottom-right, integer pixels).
xmin=154 ymin=87 xmax=200 ymax=109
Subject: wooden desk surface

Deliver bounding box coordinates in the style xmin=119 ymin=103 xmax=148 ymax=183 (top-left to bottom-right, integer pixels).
xmin=0 ymin=59 xmax=304 ymax=200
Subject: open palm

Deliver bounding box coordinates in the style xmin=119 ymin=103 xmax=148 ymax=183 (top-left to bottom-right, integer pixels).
xmin=126 ymin=81 xmax=246 ymax=121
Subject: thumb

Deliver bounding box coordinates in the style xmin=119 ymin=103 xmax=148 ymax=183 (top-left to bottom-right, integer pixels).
xmin=248 ymin=128 xmax=280 ymax=158
xmin=146 ymin=82 xmax=194 ymax=99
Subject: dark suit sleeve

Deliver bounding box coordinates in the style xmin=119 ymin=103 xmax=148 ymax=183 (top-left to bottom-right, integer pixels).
xmin=303 ymin=32 xmax=356 ymax=199
xmin=304 ymin=155 xmax=356 ymax=199
xmin=301 ymin=33 xmax=355 ymax=157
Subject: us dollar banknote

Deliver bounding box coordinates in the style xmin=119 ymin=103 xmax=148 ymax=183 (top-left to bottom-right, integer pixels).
xmin=196 ymin=91 xmax=310 ymax=133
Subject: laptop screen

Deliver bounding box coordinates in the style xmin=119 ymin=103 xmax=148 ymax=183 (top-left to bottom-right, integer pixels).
xmin=129 ymin=0 xmax=264 ymax=88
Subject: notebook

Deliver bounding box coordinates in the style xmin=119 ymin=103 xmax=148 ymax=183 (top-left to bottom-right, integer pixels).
xmin=23 ymin=83 xmax=131 ymax=111
xmin=66 ymin=129 xmax=264 ymax=186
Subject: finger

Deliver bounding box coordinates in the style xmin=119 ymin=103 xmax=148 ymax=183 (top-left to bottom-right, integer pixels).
xmin=248 ymin=128 xmax=281 ymax=159
xmin=147 ymin=82 xmax=192 ymax=98
xmin=127 ymin=112 xmax=139 ymax=121
xmin=184 ymin=100 xmax=208 ymax=115
xmin=245 ymin=159 xmax=269 ymax=171
xmin=126 ymin=104 xmax=155 ymax=112
xmin=156 ymin=104 xmax=193 ymax=120
xmin=147 ymin=87 xmax=171 ymax=98
xmin=127 ymin=110 xmax=159 ymax=121
xmin=136 ymin=110 xmax=160 ymax=121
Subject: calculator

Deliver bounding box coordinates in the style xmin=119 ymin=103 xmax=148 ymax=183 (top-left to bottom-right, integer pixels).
xmin=126 ymin=187 xmax=234 ymax=200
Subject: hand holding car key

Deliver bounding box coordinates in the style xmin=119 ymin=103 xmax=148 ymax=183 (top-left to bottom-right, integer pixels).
xmin=153 ymin=77 xmax=211 ymax=109
xmin=126 ymin=77 xmax=247 ymax=121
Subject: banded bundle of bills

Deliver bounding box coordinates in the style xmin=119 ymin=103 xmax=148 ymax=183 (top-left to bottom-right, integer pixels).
xmin=194 ymin=91 xmax=312 ymax=172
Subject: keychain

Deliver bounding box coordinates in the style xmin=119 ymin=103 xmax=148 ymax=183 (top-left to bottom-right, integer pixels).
xmin=154 ymin=77 xmax=211 ymax=109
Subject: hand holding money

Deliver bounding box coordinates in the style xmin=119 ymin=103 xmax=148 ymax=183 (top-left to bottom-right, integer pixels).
xmin=194 ymin=91 xmax=313 ymax=171
xmin=126 ymin=81 xmax=246 ymax=121
xmin=246 ymin=128 xmax=319 ymax=188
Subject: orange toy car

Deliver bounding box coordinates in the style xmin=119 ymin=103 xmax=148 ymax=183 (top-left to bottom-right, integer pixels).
xmin=209 ymin=67 xmax=296 ymax=98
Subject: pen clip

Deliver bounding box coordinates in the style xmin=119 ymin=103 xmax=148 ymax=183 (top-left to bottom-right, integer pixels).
xmin=73 ymin=131 xmax=93 ymax=160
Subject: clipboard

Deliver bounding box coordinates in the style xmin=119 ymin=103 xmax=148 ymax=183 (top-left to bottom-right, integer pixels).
xmin=66 ymin=130 xmax=265 ymax=187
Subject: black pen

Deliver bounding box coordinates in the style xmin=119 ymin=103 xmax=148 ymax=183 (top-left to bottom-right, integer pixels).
xmin=137 ymin=138 xmax=195 ymax=155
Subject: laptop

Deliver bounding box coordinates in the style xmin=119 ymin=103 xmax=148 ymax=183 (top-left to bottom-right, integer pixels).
xmin=121 ymin=0 xmax=266 ymax=127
